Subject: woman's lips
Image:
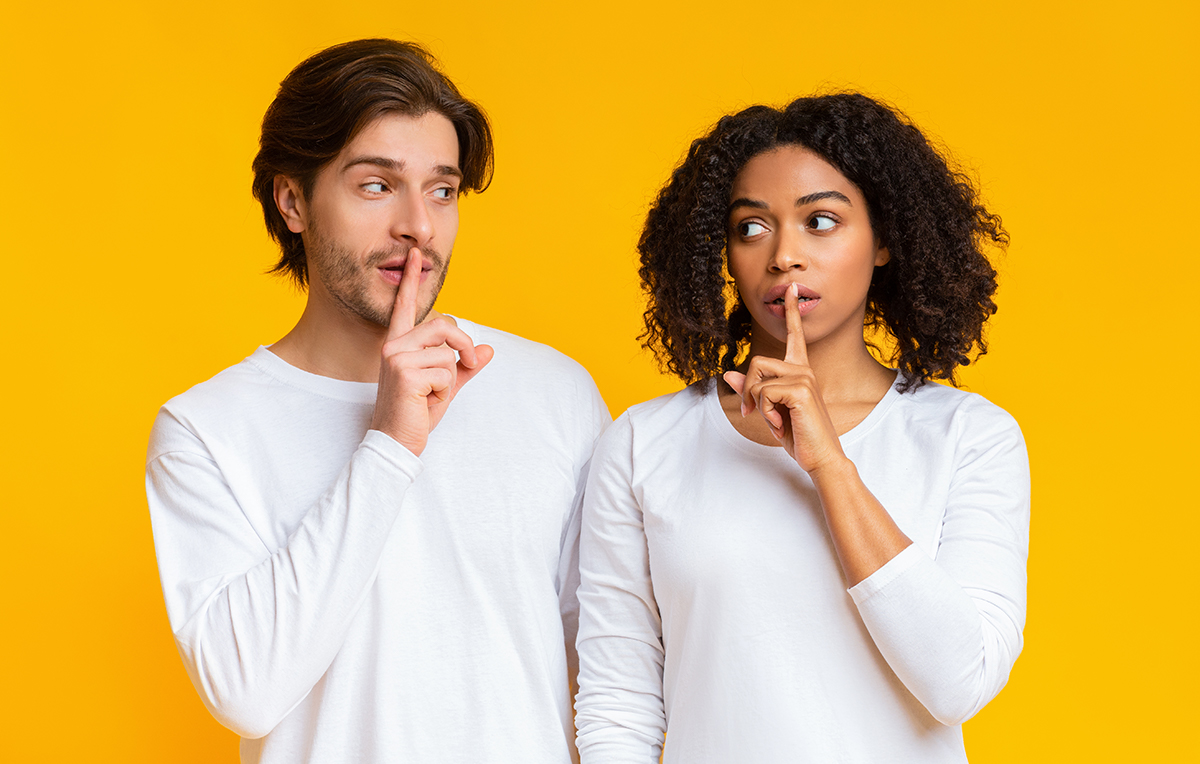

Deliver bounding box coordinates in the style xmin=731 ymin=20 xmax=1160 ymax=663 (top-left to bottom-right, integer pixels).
xmin=763 ymin=283 xmax=820 ymax=318
xmin=764 ymin=283 xmax=819 ymax=302
xmin=765 ymin=297 xmax=819 ymax=319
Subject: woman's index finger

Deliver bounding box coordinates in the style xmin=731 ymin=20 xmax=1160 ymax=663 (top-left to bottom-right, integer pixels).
xmin=387 ymin=247 xmax=422 ymax=340
xmin=784 ymin=283 xmax=809 ymax=365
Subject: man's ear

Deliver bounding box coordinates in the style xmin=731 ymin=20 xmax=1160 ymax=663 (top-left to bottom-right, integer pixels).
xmin=874 ymin=244 xmax=891 ymax=267
xmin=274 ymin=175 xmax=308 ymax=233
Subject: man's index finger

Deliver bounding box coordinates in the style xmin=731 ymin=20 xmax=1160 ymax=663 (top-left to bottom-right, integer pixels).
xmin=388 ymin=247 xmax=422 ymax=340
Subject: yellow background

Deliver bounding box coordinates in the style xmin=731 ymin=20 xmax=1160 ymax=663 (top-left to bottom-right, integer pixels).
xmin=2 ymin=1 xmax=1196 ymax=760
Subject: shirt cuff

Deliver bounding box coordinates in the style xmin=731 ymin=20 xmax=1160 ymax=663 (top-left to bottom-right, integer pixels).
xmin=847 ymin=543 xmax=925 ymax=604
xmin=360 ymin=428 xmax=424 ymax=481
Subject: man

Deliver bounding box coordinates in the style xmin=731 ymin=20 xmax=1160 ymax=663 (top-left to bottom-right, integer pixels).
xmin=146 ymin=39 xmax=608 ymax=763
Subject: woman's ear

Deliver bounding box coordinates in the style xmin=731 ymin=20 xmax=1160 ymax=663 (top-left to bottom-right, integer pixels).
xmin=273 ymin=175 xmax=308 ymax=234
xmin=874 ymin=244 xmax=891 ymax=267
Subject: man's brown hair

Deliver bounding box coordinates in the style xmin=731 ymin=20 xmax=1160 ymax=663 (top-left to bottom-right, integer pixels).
xmin=251 ymin=38 xmax=494 ymax=286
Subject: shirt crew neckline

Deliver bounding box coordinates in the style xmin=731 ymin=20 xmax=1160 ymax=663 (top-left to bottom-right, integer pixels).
xmin=244 ymin=316 xmax=481 ymax=406
xmin=247 ymin=346 xmax=379 ymax=405
xmin=701 ymin=370 xmax=904 ymax=458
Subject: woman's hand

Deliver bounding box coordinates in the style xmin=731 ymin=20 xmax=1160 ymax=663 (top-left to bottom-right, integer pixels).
xmin=725 ymin=284 xmax=911 ymax=586
xmin=723 ymin=283 xmax=847 ymax=477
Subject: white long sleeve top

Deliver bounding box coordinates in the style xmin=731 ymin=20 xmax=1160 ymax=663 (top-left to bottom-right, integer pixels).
xmin=575 ymin=376 xmax=1029 ymax=763
xmin=146 ymin=319 xmax=609 ymax=764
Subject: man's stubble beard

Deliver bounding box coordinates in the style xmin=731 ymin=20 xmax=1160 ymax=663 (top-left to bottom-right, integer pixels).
xmin=306 ymin=221 xmax=450 ymax=328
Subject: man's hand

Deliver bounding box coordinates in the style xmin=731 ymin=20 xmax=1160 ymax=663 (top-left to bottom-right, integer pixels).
xmin=370 ymin=248 xmax=494 ymax=455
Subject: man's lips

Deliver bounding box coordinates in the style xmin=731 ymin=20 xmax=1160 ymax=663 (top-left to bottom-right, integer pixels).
xmin=378 ymin=253 xmax=434 ymax=272
xmin=377 ymin=254 xmax=434 ymax=285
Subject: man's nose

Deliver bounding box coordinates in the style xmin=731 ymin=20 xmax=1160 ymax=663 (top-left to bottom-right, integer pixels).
xmin=390 ymin=189 xmax=434 ymax=246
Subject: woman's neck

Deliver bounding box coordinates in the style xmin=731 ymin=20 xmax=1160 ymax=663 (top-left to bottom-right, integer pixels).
xmin=741 ymin=317 xmax=894 ymax=405
xmin=718 ymin=318 xmax=895 ymax=445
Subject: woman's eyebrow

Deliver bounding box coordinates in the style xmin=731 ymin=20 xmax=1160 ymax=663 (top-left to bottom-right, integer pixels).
xmin=730 ymin=190 xmax=852 ymax=213
xmin=729 ymin=197 xmax=769 ymax=212
xmin=797 ymin=190 xmax=852 ymax=206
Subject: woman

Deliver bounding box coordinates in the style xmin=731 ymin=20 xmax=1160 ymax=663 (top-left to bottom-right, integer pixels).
xmin=574 ymin=94 xmax=1028 ymax=763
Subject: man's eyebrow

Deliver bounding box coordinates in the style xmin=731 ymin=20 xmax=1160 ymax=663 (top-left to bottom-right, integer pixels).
xmin=342 ymin=156 xmax=404 ymax=172
xmin=797 ymin=190 xmax=852 ymax=206
xmin=340 ymin=157 xmax=463 ymax=181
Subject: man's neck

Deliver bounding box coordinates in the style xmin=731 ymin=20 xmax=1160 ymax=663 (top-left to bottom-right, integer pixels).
xmin=270 ymin=295 xmax=450 ymax=384
xmin=267 ymin=298 xmax=385 ymax=382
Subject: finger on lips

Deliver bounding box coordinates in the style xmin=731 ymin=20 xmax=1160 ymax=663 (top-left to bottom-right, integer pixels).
xmin=387 ymin=247 xmax=423 ymax=340
xmin=784 ymin=283 xmax=808 ymax=366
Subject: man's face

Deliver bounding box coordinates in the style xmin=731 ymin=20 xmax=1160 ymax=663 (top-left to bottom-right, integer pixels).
xmin=297 ymin=111 xmax=462 ymax=327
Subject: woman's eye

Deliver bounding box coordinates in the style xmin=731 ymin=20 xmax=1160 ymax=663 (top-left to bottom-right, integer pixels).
xmin=363 ymin=182 xmax=387 ymax=194
xmin=809 ymin=215 xmax=836 ymax=231
xmin=739 ymin=221 xmax=767 ymax=237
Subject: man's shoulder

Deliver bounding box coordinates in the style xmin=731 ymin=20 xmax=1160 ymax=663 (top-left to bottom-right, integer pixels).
xmin=455 ymin=318 xmax=595 ymax=386
xmin=451 ymin=318 xmax=610 ymax=443
xmin=148 ymin=349 xmax=291 ymax=462
xmin=159 ymin=349 xmax=279 ymax=416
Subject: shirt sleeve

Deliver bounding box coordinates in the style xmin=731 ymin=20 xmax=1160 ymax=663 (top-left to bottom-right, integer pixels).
xmin=574 ymin=414 xmax=666 ymax=764
xmin=848 ymin=401 xmax=1030 ymax=726
xmin=560 ymin=378 xmax=614 ymax=707
xmin=146 ymin=411 xmax=423 ymax=739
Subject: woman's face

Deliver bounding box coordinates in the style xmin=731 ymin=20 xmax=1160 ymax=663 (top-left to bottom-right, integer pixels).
xmin=727 ymin=145 xmax=889 ymax=352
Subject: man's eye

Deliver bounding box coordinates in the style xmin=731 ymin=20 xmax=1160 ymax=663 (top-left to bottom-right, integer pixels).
xmin=432 ymin=187 xmax=454 ymax=199
xmin=363 ymin=182 xmax=387 ymax=194
xmin=739 ymin=221 xmax=767 ymax=237
xmin=809 ymin=215 xmax=836 ymax=231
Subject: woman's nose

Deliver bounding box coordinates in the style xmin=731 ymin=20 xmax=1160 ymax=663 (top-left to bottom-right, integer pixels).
xmin=768 ymin=226 xmax=808 ymax=272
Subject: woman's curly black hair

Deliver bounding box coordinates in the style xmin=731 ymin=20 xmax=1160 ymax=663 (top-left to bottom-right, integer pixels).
xmin=638 ymin=93 xmax=1008 ymax=392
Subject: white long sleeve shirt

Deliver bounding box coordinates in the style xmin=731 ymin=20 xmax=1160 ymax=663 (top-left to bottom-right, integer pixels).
xmin=146 ymin=319 xmax=609 ymax=764
xmin=575 ymin=376 xmax=1029 ymax=763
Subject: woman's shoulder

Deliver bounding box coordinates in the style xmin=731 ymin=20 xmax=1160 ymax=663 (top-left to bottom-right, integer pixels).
xmin=623 ymin=381 xmax=709 ymax=422
xmin=595 ymin=382 xmax=713 ymax=459
xmin=894 ymin=379 xmax=1023 ymax=443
